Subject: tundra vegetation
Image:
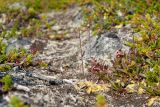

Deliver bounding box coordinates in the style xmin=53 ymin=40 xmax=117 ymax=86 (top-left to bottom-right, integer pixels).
xmin=0 ymin=0 xmax=160 ymax=106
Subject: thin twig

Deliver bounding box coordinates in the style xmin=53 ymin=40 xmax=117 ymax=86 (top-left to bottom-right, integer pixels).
xmin=78 ymin=28 xmax=85 ymax=76
xmin=132 ymin=33 xmax=137 ymax=58
xmin=88 ymin=22 xmax=92 ymax=58
xmin=1 ymin=58 xmax=26 ymax=67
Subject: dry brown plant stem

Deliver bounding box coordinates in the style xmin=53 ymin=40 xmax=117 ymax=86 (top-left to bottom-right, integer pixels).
xmin=78 ymin=28 xmax=85 ymax=76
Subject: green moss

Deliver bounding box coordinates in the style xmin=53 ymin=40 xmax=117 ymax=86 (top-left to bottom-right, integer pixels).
xmin=146 ymin=71 xmax=159 ymax=85
xmin=0 ymin=64 xmax=11 ymax=72
xmin=96 ymin=94 xmax=107 ymax=107
xmin=9 ymin=96 xmax=28 ymax=107
xmin=0 ymin=55 xmax=7 ymax=63
xmin=1 ymin=75 xmax=13 ymax=92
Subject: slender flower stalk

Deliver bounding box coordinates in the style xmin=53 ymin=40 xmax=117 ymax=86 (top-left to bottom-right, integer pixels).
xmin=78 ymin=28 xmax=85 ymax=76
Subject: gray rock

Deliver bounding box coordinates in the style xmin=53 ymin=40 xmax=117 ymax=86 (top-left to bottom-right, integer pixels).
xmin=0 ymin=99 xmax=8 ymax=107
xmin=51 ymin=25 xmax=61 ymax=31
xmin=5 ymin=38 xmax=31 ymax=54
xmin=9 ymin=2 xmax=27 ymax=11
xmin=67 ymin=7 xmax=83 ymax=28
xmin=83 ymin=32 xmax=122 ymax=61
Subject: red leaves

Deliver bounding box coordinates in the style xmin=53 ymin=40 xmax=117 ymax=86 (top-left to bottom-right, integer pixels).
xmin=115 ymin=49 xmax=124 ymax=58
xmin=88 ymin=58 xmax=108 ymax=74
xmin=88 ymin=49 xmax=125 ymax=74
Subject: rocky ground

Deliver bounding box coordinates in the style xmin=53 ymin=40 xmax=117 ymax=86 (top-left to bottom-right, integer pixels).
xmin=0 ymin=2 xmax=159 ymax=107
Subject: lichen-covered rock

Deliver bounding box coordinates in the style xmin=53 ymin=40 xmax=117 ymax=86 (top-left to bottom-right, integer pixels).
xmin=83 ymin=32 xmax=122 ymax=61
